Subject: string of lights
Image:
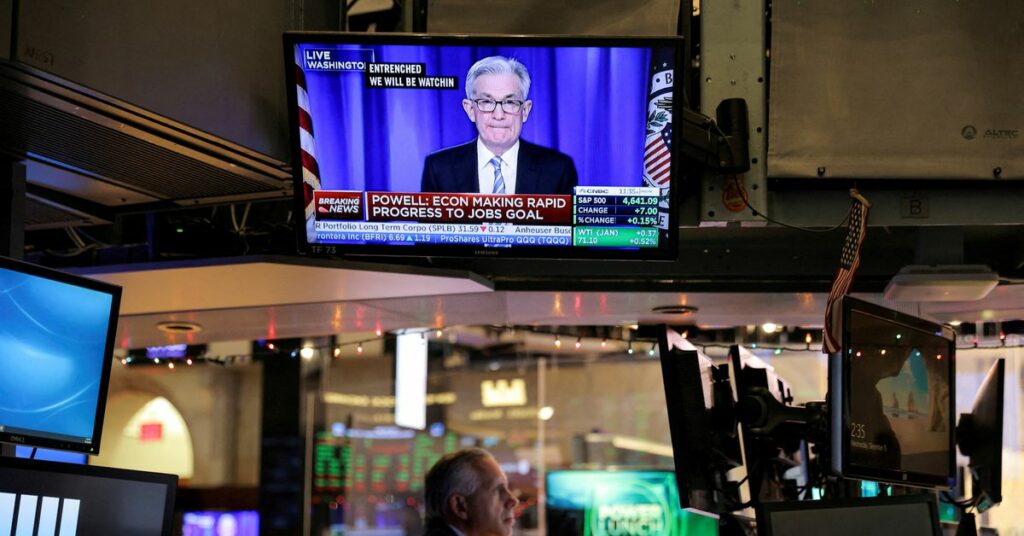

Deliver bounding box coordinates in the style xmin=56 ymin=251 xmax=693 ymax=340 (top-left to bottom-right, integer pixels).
xmin=117 ymin=326 xmax=1024 ymax=370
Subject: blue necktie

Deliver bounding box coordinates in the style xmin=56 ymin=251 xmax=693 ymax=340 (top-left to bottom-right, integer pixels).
xmin=490 ymin=157 xmax=506 ymax=194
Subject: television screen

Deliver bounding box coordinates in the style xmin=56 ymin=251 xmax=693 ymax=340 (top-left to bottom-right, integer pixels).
xmin=546 ymin=470 xmax=718 ymax=536
xmin=183 ymin=510 xmax=259 ymax=536
xmin=756 ymin=494 xmax=941 ymax=536
xmin=0 ymin=457 xmax=177 ymax=536
xmin=0 ymin=255 xmax=121 ymax=454
xmin=284 ymin=33 xmax=684 ymax=259
xmin=829 ymin=297 xmax=956 ymax=488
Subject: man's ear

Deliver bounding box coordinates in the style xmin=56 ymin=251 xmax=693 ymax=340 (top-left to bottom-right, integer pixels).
xmin=462 ymin=99 xmax=477 ymax=123
xmin=521 ymin=100 xmax=533 ymax=123
xmin=448 ymin=494 xmax=470 ymax=521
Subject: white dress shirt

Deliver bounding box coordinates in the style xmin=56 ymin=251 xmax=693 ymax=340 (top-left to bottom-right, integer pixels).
xmin=476 ymin=138 xmax=520 ymax=194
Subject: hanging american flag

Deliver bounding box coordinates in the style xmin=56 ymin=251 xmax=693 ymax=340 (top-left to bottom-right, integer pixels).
xmin=822 ymin=190 xmax=871 ymax=354
xmin=643 ymin=49 xmax=675 ymax=229
xmin=294 ymin=46 xmax=322 ymax=223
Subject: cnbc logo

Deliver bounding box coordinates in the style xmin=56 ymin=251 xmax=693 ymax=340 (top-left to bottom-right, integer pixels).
xmin=0 ymin=492 xmax=80 ymax=535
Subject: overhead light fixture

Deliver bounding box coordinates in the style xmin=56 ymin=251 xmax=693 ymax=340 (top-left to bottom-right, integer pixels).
xmin=651 ymin=305 xmax=699 ymax=315
xmin=884 ymin=265 xmax=999 ymax=302
xmin=156 ymin=321 xmax=203 ymax=334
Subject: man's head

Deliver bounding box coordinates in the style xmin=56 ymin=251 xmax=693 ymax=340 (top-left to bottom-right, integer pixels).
xmin=463 ymin=56 xmax=533 ymax=156
xmin=424 ymin=447 xmax=519 ymax=536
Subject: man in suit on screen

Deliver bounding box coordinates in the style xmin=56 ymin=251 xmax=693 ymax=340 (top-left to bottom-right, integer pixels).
xmin=421 ymin=56 xmax=578 ymax=195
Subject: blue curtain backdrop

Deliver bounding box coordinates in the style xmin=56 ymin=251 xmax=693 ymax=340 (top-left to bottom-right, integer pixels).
xmin=299 ymin=43 xmax=654 ymax=192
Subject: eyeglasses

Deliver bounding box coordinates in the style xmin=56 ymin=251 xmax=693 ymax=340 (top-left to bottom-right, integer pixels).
xmin=472 ymin=98 xmax=525 ymax=114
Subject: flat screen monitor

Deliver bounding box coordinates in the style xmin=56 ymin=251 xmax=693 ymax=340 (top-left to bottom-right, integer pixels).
xmin=183 ymin=510 xmax=259 ymax=536
xmin=284 ymin=32 xmax=684 ymax=259
xmin=829 ymin=297 xmax=956 ymax=489
xmin=658 ymin=326 xmax=742 ymax=510
xmin=756 ymin=494 xmax=942 ymax=536
xmin=0 ymin=457 xmax=177 ymax=536
xmin=546 ymin=470 xmax=719 ymax=536
xmin=0 ymin=255 xmax=122 ymax=454
xmin=959 ymin=358 xmax=1004 ymax=512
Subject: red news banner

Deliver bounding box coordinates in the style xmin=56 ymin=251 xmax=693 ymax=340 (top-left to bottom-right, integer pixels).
xmin=315 ymin=191 xmax=573 ymax=224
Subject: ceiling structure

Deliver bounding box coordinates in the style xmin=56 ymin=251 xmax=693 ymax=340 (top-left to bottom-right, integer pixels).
xmin=83 ymin=256 xmax=1024 ymax=349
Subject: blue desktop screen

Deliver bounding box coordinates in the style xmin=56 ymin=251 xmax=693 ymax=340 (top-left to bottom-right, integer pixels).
xmin=0 ymin=266 xmax=115 ymax=447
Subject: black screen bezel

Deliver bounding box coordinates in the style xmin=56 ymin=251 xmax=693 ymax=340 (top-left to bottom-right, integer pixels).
xmin=756 ymin=493 xmax=942 ymax=536
xmin=0 ymin=255 xmax=122 ymax=454
xmin=836 ymin=296 xmax=957 ymax=489
xmin=283 ymin=31 xmax=684 ymax=260
xmin=0 ymin=456 xmax=178 ymax=536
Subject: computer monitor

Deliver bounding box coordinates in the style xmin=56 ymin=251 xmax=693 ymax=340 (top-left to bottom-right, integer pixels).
xmin=658 ymin=326 xmax=742 ymax=510
xmin=957 ymin=358 xmax=1004 ymax=512
xmin=0 ymin=457 xmax=177 ymax=535
xmin=728 ymin=345 xmax=808 ymax=501
xmin=829 ymin=297 xmax=957 ymax=489
xmin=284 ymin=32 xmax=684 ymax=259
xmin=756 ymin=493 xmax=942 ymax=536
xmin=0 ymin=255 xmax=122 ymax=454
xmin=546 ymin=470 xmax=719 ymax=536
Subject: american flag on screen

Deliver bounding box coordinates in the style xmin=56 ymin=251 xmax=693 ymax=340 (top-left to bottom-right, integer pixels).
xmin=643 ymin=51 xmax=675 ymax=229
xmin=294 ymin=47 xmax=322 ymax=222
xmin=644 ymin=124 xmax=673 ymax=187
xmin=822 ymin=190 xmax=871 ymax=354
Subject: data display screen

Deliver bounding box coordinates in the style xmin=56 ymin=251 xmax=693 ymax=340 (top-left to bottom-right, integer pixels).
xmin=833 ymin=298 xmax=956 ymax=488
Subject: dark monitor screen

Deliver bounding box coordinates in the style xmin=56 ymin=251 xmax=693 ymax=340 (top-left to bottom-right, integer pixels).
xmin=284 ymin=32 xmax=683 ymax=259
xmin=757 ymin=494 xmax=941 ymax=536
xmin=0 ymin=256 xmax=121 ymax=454
xmin=0 ymin=457 xmax=177 ymax=536
xmin=830 ymin=297 xmax=956 ymax=489
xmin=964 ymin=358 xmax=1004 ymax=512
xmin=658 ymin=326 xmax=744 ymax=510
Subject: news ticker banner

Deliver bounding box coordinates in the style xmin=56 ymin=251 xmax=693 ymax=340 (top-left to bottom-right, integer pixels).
xmin=312 ymin=186 xmax=661 ymax=248
xmin=315 ymin=187 xmax=661 ymax=225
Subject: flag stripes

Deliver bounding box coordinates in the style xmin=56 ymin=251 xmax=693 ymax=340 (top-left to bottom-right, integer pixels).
xmin=823 ymin=191 xmax=870 ymax=354
xmin=294 ymin=48 xmax=322 ymax=220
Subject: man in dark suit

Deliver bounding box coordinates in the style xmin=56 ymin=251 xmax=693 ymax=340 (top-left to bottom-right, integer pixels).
xmin=421 ymin=56 xmax=577 ymax=195
xmin=423 ymin=448 xmax=519 ymax=536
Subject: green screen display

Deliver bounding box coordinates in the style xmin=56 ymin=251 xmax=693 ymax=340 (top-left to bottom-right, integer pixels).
xmin=547 ymin=470 xmax=718 ymax=536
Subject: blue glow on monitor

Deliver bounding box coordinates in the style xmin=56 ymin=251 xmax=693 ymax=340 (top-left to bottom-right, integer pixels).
xmin=861 ymin=480 xmax=881 ymax=497
xmin=14 ymin=446 xmax=87 ymax=464
xmin=183 ymin=511 xmax=259 ymax=536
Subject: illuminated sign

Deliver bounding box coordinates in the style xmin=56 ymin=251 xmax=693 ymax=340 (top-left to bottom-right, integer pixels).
xmin=470 ymin=406 xmax=539 ymax=421
xmin=596 ymin=504 xmax=664 ymax=536
xmin=480 ymin=378 xmax=528 ymax=407
xmin=323 ymin=391 xmax=456 ymax=408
